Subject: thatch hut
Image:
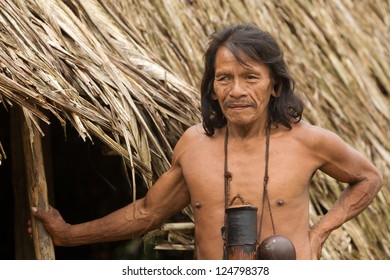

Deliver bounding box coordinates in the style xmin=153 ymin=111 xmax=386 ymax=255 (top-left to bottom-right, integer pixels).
xmin=0 ymin=0 xmax=389 ymax=260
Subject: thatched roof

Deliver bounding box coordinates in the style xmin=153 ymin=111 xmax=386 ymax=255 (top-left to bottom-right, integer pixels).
xmin=0 ymin=0 xmax=389 ymax=259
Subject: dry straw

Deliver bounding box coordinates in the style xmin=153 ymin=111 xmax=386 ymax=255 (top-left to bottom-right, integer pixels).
xmin=0 ymin=0 xmax=388 ymax=259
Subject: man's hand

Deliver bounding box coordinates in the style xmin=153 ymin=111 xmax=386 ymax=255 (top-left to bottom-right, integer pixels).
xmin=308 ymin=223 xmax=330 ymax=260
xmin=308 ymin=231 xmax=322 ymax=259
xmin=29 ymin=206 xmax=72 ymax=246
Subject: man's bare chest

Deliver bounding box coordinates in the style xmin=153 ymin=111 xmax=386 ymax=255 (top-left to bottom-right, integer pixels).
xmin=180 ymin=139 xmax=317 ymax=209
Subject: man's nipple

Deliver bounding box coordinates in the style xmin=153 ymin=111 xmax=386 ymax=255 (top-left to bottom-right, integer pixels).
xmin=276 ymin=199 xmax=285 ymax=206
xmin=195 ymin=201 xmax=202 ymax=209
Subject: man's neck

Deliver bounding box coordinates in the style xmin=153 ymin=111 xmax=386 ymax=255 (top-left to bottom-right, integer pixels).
xmin=226 ymin=121 xmax=269 ymax=140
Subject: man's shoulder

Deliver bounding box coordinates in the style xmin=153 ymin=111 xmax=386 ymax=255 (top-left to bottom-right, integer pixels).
xmin=179 ymin=123 xmax=208 ymax=141
xmin=290 ymin=120 xmax=328 ymax=134
xmin=175 ymin=124 xmax=209 ymax=150
xmin=184 ymin=123 xmax=206 ymax=135
xmin=172 ymin=124 xmax=216 ymax=163
xmin=289 ymin=120 xmax=344 ymax=149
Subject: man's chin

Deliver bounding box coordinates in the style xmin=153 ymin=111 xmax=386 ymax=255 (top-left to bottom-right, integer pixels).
xmin=226 ymin=116 xmax=258 ymax=128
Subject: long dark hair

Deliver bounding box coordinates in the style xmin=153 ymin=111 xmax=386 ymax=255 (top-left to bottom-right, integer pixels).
xmin=200 ymin=23 xmax=303 ymax=136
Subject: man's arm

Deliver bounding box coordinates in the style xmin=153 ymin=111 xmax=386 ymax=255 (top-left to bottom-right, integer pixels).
xmin=308 ymin=128 xmax=383 ymax=259
xmin=31 ymin=146 xmax=191 ymax=247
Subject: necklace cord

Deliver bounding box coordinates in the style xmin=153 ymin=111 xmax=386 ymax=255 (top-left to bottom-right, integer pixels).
xmin=224 ymin=128 xmax=231 ymax=209
xmin=223 ymin=125 xmax=275 ymax=247
xmin=258 ymin=125 xmax=276 ymax=241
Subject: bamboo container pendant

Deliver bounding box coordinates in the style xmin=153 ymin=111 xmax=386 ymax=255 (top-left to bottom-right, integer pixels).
xmin=224 ymin=205 xmax=258 ymax=260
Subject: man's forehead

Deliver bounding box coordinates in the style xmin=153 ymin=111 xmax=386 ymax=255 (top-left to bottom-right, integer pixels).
xmin=215 ymin=46 xmax=267 ymax=70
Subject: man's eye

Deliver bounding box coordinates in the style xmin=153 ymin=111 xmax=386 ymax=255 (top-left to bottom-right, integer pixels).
xmin=216 ymin=76 xmax=230 ymax=82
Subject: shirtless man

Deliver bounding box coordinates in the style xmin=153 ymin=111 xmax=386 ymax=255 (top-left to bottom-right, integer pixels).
xmin=30 ymin=24 xmax=383 ymax=260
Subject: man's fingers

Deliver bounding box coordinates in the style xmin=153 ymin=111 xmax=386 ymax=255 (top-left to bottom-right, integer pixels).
xmin=27 ymin=218 xmax=33 ymax=238
xmin=31 ymin=206 xmax=38 ymax=215
xmin=31 ymin=206 xmax=46 ymax=220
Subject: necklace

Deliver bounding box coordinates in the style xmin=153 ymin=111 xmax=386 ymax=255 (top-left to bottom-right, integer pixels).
xmin=223 ymin=125 xmax=296 ymax=260
xmin=223 ymin=125 xmax=274 ymax=240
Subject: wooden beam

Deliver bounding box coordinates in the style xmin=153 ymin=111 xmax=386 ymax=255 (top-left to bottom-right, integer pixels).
xmin=10 ymin=106 xmax=34 ymax=259
xmin=20 ymin=107 xmax=55 ymax=260
xmin=160 ymin=222 xmax=194 ymax=231
xmin=154 ymin=244 xmax=195 ymax=251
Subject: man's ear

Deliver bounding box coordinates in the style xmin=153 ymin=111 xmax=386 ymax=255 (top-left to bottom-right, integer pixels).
xmin=211 ymin=91 xmax=218 ymax=100
xmin=273 ymin=83 xmax=282 ymax=97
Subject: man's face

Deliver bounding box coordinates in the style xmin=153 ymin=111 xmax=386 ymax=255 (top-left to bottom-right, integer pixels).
xmin=212 ymin=46 xmax=276 ymax=128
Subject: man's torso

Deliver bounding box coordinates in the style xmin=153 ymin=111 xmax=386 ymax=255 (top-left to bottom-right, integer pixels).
xmin=175 ymin=122 xmax=323 ymax=259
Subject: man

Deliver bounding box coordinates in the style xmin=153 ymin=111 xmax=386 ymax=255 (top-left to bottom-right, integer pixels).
xmin=30 ymin=24 xmax=383 ymax=260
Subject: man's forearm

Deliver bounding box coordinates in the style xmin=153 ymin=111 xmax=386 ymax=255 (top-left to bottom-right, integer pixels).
xmin=60 ymin=198 xmax=157 ymax=246
xmin=310 ymin=174 xmax=383 ymax=243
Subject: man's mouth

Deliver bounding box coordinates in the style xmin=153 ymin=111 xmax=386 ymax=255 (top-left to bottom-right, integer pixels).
xmin=225 ymin=103 xmax=253 ymax=110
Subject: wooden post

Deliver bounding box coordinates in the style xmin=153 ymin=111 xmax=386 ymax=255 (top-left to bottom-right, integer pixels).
xmin=20 ymin=108 xmax=55 ymax=260
xmin=10 ymin=107 xmax=35 ymax=259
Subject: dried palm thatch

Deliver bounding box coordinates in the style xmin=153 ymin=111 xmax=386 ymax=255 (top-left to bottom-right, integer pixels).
xmin=0 ymin=0 xmax=389 ymax=259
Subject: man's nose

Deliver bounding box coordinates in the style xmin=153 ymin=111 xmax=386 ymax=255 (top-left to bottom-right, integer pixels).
xmin=229 ymin=79 xmax=246 ymax=98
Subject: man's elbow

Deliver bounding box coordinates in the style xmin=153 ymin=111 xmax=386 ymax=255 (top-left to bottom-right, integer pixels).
xmin=136 ymin=200 xmax=166 ymax=235
xmin=350 ymin=168 xmax=383 ymax=198
xmin=372 ymin=170 xmax=384 ymax=193
xmin=364 ymin=168 xmax=384 ymax=196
